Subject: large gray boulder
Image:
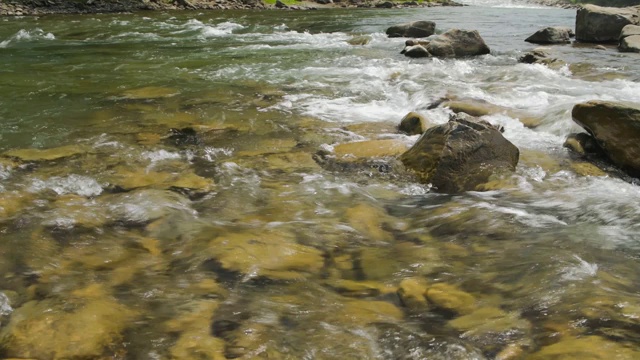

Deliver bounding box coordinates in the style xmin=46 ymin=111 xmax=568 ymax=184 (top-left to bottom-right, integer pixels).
xmin=525 ymin=26 xmax=573 ymax=44
xmin=386 ymin=21 xmax=436 ymax=38
xmin=425 ymin=29 xmax=490 ymax=57
xmin=572 ymin=101 xmax=640 ymax=177
xmin=400 ymin=116 xmax=519 ymax=193
xmin=575 ymin=4 xmax=640 ymax=43
xmin=619 ymin=24 xmax=640 ymax=52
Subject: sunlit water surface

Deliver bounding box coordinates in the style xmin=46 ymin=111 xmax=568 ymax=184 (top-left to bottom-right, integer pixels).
xmin=1 ymin=5 xmax=640 ymax=359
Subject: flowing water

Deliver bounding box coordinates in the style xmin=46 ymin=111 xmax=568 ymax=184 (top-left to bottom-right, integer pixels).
xmin=1 ymin=3 xmax=640 ymax=359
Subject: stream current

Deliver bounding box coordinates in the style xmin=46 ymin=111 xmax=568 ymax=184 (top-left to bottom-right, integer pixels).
xmin=1 ymin=3 xmax=640 ymax=359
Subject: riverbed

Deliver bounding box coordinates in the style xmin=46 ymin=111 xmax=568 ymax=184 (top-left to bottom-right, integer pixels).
xmin=1 ymin=4 xmax=640 ymax=359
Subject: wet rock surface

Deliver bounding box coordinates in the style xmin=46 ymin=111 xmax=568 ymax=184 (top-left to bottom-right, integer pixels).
xmin=400 ymin=116 xmax=519 ymax=193
xmin=525 ymin=26 xmax=573 ymax=44
xmin=572 ymin=100 xmax=640 ymax=178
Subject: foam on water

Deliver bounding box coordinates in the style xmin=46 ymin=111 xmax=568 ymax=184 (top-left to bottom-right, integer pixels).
xmin=29 ymin=175 xmax=103 ymax=197
xmin=0 ymin=28 xmax=55 ymax=48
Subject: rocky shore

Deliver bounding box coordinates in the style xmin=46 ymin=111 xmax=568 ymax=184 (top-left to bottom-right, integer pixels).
xmin=0 ymin=0 xmax=463 ymax=16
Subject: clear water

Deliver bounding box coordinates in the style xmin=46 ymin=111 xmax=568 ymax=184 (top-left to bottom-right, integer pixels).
xmin=1 ymin=5 xmax=640 ymax=359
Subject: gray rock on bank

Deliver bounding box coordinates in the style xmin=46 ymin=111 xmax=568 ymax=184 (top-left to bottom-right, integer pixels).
xmin=525 ymin=26 xmax=574 ymax=44
xmin=400 ymin=115 xmax=519 ymax=193
xmin=619 ymin=25 xmax=640 ymax=52
xmin=572 ymin=101 xmax=640 ymax=178
xmin=575 ymin=4 xmax=640 ymax=43
xmin=386 ymin=21 xmax=436 ymax=38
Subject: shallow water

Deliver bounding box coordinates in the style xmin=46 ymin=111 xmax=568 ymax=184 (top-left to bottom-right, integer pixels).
xmin=1 ymin=4 xmax=640 ymax=359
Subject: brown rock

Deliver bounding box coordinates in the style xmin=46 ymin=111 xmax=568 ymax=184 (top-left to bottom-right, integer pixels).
xmin=400 ymin=117 xmax=519 ymax=193
xmin=571 ymin=100 xmax=640 ymax=177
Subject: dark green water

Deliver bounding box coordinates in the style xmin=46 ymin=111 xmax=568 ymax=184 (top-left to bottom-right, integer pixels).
xmin=1 ymin=6 xmax=640 ymax=359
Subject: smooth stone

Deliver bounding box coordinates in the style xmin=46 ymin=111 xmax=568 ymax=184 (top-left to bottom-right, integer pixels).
xmin=106 ymin=167 xmax=214 ymax=192
xmin=326 ymin=279 xmax=395 ymax=297
xmin=397 ymin=277 xmax=429 ymax=310
xmin=425 ymin=283 xmax=476 ymax=315
xmin=572 ymin=100 xmax=640 ymax=177
xmin=0 ymin=294 xmax=136 ymax=359
xmin=0 ymin=192 xmax=32 ymax=220
xmin=571 ymin=162 xmax=607 ymax=177
xmin=449 ymin=306 xmax=531 ymax=336
xmin=345 ymin=203 xmax=393 ymax=243
xmin=425 ymin=29 xmax=490 ymax=57
xmin=400 ymin=117 xmax=519 ymax=193
xmin=333 ymin=139 xmax=410 ymax=159
xmin=527 ymin=335 xmax=640 ymax=359
xmin=620 ymin=24 xmax=640 ymax=39
xmin=619 ymin=34 xmax=640 ymax=52
xmin=525 ymin=26 xmax=573 ymax=44
xmin=207 ymin=229 xmax=324 ymax=280
xmin=3 ymin=145 xmax=85 ymax=162
xmin=333 ymin=299 xmax=404 ymax=325
xmin=440 ymin=98 xmax=542 ymax=128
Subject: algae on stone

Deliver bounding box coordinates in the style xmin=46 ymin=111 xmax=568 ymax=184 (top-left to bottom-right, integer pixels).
xmin=3 ymin=145 xmax=85 ymax=162
xmin=208 ymin=229 xmax=324 ymax=280
xmin=0 ymin=291 xmax=136 ymax=359
xmin=425 ymin=283 xmax=476 ymax=315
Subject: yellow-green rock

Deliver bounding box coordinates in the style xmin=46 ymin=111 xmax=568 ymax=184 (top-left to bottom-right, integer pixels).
xmin=449 ymin=307 xmax=530 ymax=335
xmin=333 ymin=139 xmax=409 ymax=159
xmin=397 ymin=277 xmax=429 ymax=310
xmin=3 ymin=145 xmax=85 ymax=162
xmin=571 ymin=162 xmax=607 ymax=177
xmin=326 ymin=279 xmax=395 ymax=298
xmin=345 ymin=203 xmax=393 ymax=243
xmin=331 ymin=299 xmax=404 ymax=326
xmin=166 ymin=300 xmax=226 ymax=359
xmin=527 ymin=336 xmax=640 ymax=360
xmin=0 ymin=291 xmax=136 ymax=359
xmin=208 ymin=229 xmax=324 ymax=280
xmin=425 ymin=283 xmax=476 ymax=315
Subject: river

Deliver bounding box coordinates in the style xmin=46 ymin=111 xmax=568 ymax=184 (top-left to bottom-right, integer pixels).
xmin=1 ymin=3 xmax=640 ymax=359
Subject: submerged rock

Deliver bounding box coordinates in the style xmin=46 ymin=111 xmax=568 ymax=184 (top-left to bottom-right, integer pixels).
xmin=575 ymin=4 xmax=640 ymax=43
xmin=400 ymin=116 xmax=519 ymax=193
xmin=207 ymin=229 xmax=324 ymax=280
xmin=2 ymin=144 xmax=85 ymax=162
xmin=525 ymin=26 xmax=573 ymax=44
xmin=333 ymin=139 xmax=410 ymax=159
xmin=347 ymin=35 xmax=372 ymax=46
xmin=0 ymin=290 xmax=136 ymax=359
xmin=397 ymin=277 xmax=429 ymax=311
xmin=425 ymin=283 xmax=476 ymax=315
xmin=119 ymin=86 xmax=178 ymax=100
xmin=448 ymin=307 xmax=531 ymax=353
xmin=425 ymin=29 xmax=490 ymax=57
xmin=528 ymin=335 xmax=640 ymax=359
xmin=572 ymin=100 xmax=640 ymax=177
xmin=386 ymin=21 xmax=436 ymax=38
xmin=619 ymin=25 xmax=640 ymax=52
xmin=438 ymin=97 xmax=541 ymax=128
xmin=518 ymin=48 xmax=567 ymax=69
